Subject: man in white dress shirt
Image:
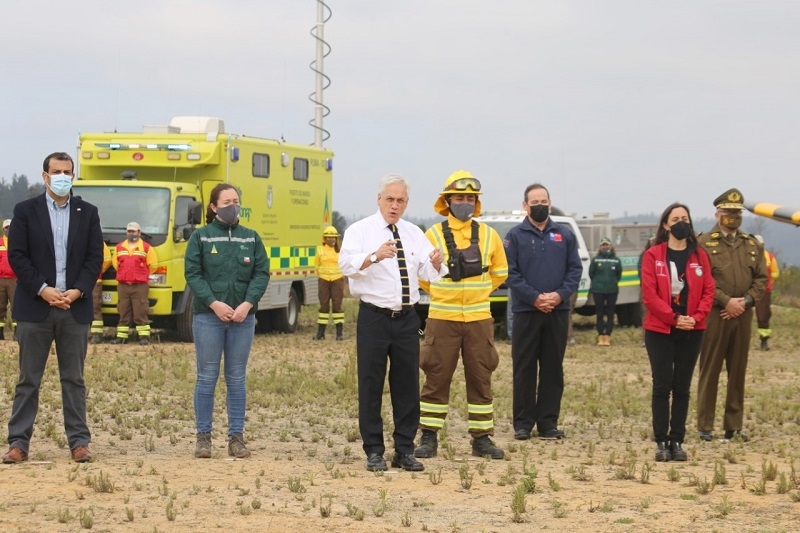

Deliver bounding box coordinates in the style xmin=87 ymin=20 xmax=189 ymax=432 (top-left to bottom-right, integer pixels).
xmin=339 ymin=174 xmax=446 ymax=472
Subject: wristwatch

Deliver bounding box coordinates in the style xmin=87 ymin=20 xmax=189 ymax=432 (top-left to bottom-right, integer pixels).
xmin=370 ymin=252 xmax=379 ymax=264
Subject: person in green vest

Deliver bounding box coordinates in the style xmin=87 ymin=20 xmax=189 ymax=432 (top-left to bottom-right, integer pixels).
xmin=589 ymin=237 xmax=622 ymax=346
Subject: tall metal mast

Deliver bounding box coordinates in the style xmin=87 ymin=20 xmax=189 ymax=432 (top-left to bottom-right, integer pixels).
xmin=309 ymin=1 xmax=331 ymax=147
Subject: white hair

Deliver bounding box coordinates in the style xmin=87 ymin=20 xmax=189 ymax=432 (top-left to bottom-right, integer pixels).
xmin=378 ymin=173 xmax=409 ymax=197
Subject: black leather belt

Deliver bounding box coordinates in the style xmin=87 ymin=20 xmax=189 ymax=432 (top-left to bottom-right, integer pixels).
xmin=360 ymin=301 xmax=414 ymax=318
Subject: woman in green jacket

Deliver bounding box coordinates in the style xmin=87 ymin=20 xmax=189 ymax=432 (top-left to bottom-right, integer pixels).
xmin=185 ymin=183 xmax=269 ymax=459
xmin=589 ymin=238 xmax=622 ymax=346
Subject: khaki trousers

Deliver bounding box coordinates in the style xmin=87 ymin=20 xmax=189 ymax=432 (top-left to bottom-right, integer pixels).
xmin=91 ymin=281 xmax=104 ymax=335
xmin=116 ymin=283 xmax=151 ymax=338
xmin=317 ymin=277 xmax=345 ymax=325
xmin=419 ymin=318 xmax=499 ymax=437
xmin=697 ymin=307 xmax=753 ymax=432
xmin=0 ymin=277 xmax=16 ymax=329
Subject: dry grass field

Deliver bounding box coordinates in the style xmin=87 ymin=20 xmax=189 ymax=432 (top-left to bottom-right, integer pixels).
xmin=0 ymin=301 xmax=799 ymax=532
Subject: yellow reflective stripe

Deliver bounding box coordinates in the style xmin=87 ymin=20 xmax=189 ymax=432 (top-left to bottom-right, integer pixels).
xmin=420 ymin=417 xmax=446 ymax=428
xmin=420 ymin=402 xmax=449 ymax=414
xmin=468 ymin=403 xmax=494 ymax=415
xmin=468 ymin=420 xmax=494 ymax=430
xmin=430 ymin=279 xmax=493 ymax=289
xmin=429 ymin=301 xmax=491 ymax=313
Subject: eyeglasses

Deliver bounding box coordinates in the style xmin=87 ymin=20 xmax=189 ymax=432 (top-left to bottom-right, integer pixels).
xmin=444 ymin=177 xmax=481 ymax=193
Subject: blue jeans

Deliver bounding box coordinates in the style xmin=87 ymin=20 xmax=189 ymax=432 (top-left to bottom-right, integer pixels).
xmin=193 ymin=312 xmax=255 ymax=436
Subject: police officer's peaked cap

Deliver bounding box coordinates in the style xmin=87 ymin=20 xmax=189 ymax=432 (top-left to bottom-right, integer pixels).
xmin=713 ymin=188 xmax=745 ymax=210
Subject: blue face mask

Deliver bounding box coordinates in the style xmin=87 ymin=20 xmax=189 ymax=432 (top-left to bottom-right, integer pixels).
xmin=48 ymin=173 xmax=73 ymax=197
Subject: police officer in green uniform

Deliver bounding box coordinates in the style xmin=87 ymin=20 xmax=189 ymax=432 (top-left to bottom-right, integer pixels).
xmin=696 ymin=188 xmax=767 ymax=442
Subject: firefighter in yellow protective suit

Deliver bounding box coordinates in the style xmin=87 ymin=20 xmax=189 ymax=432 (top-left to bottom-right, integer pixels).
xmin=753 ymin=235 xmax=780 ymax=351
xmin=89 ymin=242 xmax=113 ymax=343
xmin=414 ymin=170 xmax=508 ymax=460
xmin=314 ymin=226 xmax=345 ymax=341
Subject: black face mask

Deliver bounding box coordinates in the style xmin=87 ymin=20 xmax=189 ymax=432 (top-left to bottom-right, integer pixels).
xmin=529 ymin=204 xmax=549 ymax=223
xmin=670 ymin=220 xmax=691 ymax=241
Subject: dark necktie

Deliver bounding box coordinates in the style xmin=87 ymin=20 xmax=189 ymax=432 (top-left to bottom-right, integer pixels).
xmin=389 ymin=224 xmax=410 ymax=306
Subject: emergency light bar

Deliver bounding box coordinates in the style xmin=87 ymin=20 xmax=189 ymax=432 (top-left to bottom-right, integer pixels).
xmin=93 ymin=143 xmax=193 ymax=151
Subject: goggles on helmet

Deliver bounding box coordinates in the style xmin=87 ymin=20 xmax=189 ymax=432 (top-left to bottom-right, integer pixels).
xmin=443 ymin=177 xmax=481 ymax=193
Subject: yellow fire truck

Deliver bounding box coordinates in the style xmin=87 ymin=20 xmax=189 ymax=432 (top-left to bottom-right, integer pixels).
xmin=73 ymin=116 xmax=334 ymax=341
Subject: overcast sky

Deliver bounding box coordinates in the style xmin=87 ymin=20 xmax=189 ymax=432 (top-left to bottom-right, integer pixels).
xmin=1 ymin=1 xmax=798 ymax=222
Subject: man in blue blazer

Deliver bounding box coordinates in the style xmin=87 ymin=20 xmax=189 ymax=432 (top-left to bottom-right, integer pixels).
xmin=3 ymin=152 xmax=103 ymax=464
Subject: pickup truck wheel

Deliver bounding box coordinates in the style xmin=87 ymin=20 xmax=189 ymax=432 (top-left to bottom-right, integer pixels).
xmin=616 ymin=303 xmax=642 ymax=328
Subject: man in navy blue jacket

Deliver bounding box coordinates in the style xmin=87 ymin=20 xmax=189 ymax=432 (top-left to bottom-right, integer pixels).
xmin=3 ymin=152 xmax=103 ymax=464
xmin=505 ymin=183 xmax=582 ymax=440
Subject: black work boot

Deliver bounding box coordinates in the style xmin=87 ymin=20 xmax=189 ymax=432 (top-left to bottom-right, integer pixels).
xmin=335 ymin=323 xmax=343 ymax=341
xmin=414 ymin=429 xmax=438 ymax=458
xmin=655 ymin=441 xmax=671 ymax=462
xmin=313 ymin=324 xmax=326 ymax=340
xmin=472 ymin=435 xmax=505 ymax=459
xmin=670 ymin=441 xmax=688 ymax=461
xmin=760 ymin=337 xmax=770 ymax=351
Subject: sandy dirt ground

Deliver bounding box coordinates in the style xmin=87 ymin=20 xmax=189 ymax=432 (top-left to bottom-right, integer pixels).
xmin=0 ymin=307 xmax=798 ymax=532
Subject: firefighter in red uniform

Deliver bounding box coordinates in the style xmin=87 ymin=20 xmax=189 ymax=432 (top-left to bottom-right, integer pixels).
xmin=112 ymin=222 xmax=158 ymax=345
xmin=0 ymin=219 xmax=16 ymax=340
xmin=89 ymin=242 xmax=112 ymax=343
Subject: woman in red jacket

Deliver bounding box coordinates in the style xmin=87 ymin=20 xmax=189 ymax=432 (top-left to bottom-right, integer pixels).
xmin=641 ymin=202 xmax=714 ymax=462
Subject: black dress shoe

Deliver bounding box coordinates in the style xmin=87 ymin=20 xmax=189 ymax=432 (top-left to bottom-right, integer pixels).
xmin=514 ymin=428 xmax=531 ymax=440
xmin=391 ymin=452 xmax=424 ymax=472
xmin=539 ymin=428 xmax=565 ymax=440
xmin=365 ymin=453 xmax=387 ymax=472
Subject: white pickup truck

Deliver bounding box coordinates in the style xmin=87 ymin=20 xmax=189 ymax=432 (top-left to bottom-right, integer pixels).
xmin=416 ymin=212 xmax=591 ymax=332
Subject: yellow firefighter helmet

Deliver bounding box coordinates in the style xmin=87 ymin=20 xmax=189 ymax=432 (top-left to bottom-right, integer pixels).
xmin=434 ymin=170 xmax=483 ymax=217
xmin=322 ymin=226 xmax=340 ymax=244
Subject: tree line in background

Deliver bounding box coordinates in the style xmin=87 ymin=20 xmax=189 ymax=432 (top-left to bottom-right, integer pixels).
xmin=0 ymin=174 xmax=44 ymax=221
xmin=5 ymin=174 xmax=797 ymax=308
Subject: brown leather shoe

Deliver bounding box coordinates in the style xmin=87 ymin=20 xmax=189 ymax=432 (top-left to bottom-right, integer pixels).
xmin=71 ymin=445 xmax=93 ymax=463
xmin=2 ymin=447 xmax=28 ymax=464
